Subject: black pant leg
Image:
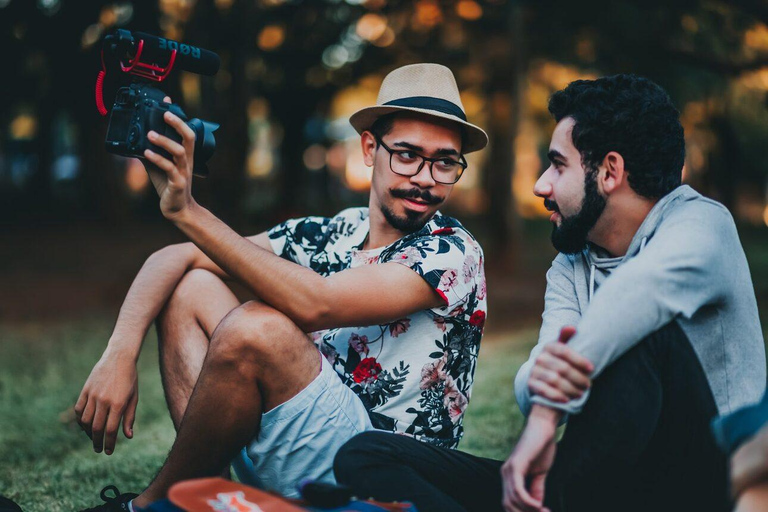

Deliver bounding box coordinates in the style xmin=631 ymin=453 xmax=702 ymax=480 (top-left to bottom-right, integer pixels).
xmin=336 ymin=322 xmax=729 ymax=512
xmin=545 ymin=321 xmax=730 ymax=512
xmin=333 ymin=431 xmax=503 ymax=512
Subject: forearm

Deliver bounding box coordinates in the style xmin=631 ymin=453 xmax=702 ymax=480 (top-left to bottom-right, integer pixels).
xmin=528 ymin=404 xmax=564 ymax=428
xmin=173 ymin=202 xmax=327 ymax=330
xmin=517 ymin=258 xmax=582 ymax=417
xmin=532 ymin=221 xmax=726 ymax=414
xmin=106 ymin=244 xmax=197 ymax=362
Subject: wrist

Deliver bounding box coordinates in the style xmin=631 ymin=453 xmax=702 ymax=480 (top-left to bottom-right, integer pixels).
xmin=528 ymin=404 xmax=563 ymax=432
xmin=169 ymin=199 xmax=202 ymax=226
xmin=103 ymin=338 xmax=141 ymax=364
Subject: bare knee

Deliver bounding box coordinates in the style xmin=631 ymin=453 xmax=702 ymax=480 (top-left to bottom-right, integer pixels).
xmin=166 ymin=269 xmax=223 ymax=316
xmin=209 ymin=301 xmax=306 ymax=368
xmin=157 ymin=269 xmax=226 ymax=333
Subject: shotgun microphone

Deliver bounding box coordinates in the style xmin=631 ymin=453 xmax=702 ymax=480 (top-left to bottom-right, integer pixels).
xmin=132 ymin=32 xmax=220 ymax=76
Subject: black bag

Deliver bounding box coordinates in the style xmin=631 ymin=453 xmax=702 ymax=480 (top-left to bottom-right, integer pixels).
xmin=0 ymin=496 xmax=22 ymax=512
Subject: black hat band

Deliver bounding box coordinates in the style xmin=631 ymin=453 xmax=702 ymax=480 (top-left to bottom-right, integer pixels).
xmin=383 ymin=96 xmax=467 ymax=122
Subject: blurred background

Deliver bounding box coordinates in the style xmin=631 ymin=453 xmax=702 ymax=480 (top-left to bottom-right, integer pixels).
xmin=1 ymin=0 xmax=767 ymax=325
xmin=1 ymin=1 xmax=768 ymax=509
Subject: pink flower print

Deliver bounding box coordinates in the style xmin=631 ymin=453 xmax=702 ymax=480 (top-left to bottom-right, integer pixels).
xmin=419 ymin=355 xmax=447 ymax=390
xmin=443 ymin=376 xmax=469 ymax=422
xmin=439 ymin=269 xmax=458 ymax=292
xmin=310 ymin=330 xmax=327 ymax=343
xmin=397 ymin=246 xmax=423 ymax=267
xmin=462 ymin=255 xmax=477 ymax=284
xmin=449 ymin=304 xmax=465 ymax=317
xmin=433 ymin=316 xmax=447 ymax=332
xmin=351 ymin=251 xmax=380 ymax=266
xmin=348 ymin=333 xmax=370 ymax=355
xmin=389 ymin=318 xmax=411 ymax=337
xmin=477 ymin=274 xmax=487 ymax=300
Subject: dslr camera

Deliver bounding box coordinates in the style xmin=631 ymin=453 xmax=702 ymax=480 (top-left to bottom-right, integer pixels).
xmin=105 ymin=83 xmax=218 ymax=176
xmin=97 ymin=30 xmax=221 ymax=176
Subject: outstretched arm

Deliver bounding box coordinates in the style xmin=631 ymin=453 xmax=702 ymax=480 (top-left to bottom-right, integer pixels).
xmin=143 ymin=109 xmax=446 ymax=332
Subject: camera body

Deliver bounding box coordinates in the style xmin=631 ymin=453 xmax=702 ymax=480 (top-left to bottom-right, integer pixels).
xmin=105 ymin=83 xmax=218 ymax=177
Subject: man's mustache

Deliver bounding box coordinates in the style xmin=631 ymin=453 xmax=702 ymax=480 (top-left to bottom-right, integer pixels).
xmin=544 ymin=199 xmax=559 ymax=213
xmin=391 ymin=188 xmax=444 ymax=205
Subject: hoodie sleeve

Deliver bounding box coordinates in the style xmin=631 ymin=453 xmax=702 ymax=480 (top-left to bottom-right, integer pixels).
xmin=530 ymin=201 xmax=734 ymax=415
xmin=515 ymin=254 xmax=582 ymax=417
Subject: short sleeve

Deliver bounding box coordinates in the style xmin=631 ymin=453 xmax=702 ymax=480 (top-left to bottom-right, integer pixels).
xmin=268 ymin=216 xmax=332 ymax=267
xmin=382 ymin=226 xmax=484 ymax=313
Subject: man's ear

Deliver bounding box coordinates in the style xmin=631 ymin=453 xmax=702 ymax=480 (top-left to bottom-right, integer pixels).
xmin=599 ymin=151 xmax=626 ymax=195
xmin=361 ymin=131 xmax=376 ymax=167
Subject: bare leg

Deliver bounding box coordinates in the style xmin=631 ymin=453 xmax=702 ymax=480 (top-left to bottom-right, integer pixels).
xmin=132 ymin=301 xmax=321 ymax=508
xmin=156 ymin=268 xmax=240 ymax=430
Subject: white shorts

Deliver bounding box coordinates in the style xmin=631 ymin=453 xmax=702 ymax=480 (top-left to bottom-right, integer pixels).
xmin=231 ymin=353 xmax=374 ymax=498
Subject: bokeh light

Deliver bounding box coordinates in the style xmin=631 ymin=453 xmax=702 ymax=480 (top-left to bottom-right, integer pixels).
xmin=258 ymin=25 xmax=286 ymax=51
xmin=456 ymin=0 xmax=482 ymax=21
xmin=413 ymin=0 xmax=443 ymax=30
xmin=356 ymin=13 xmax=388 ymax=41
xmin=303 ymin=144 xmax=327 ymax=171
xmin=125 ymin=158 xmax=150 ymax=193
xmin=10 ymin=114 xmax=38 ymax=141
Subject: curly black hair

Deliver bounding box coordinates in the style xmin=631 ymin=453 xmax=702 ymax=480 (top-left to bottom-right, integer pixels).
xmin=548 ymin=74 xmax=685 ymax=200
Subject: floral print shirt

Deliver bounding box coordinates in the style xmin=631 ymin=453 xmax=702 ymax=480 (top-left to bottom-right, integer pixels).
xmin=268 ymin=208 xmax=486 ymax=449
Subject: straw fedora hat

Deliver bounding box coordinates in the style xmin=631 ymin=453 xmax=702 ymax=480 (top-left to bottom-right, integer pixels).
xmin=349 ymin=63 xmax=488 ymax=154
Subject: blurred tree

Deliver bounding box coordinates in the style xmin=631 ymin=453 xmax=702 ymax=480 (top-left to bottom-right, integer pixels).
xmin=1 ymin=0 xmax=767 ymax=236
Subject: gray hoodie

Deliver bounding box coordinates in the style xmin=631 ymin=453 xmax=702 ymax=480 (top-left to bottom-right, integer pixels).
xmin=515 ymin=185 xmax=766 ymax=417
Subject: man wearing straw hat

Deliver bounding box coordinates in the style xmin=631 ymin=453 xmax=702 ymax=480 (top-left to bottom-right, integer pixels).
xmin=75 ymin=63 xmax=489 ymax=511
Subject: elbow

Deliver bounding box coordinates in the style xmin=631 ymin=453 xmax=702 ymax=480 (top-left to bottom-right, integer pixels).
xmin=295 ymin=300 xmax=333 ymax=333
xmin=292 ymin=281 xmax=334 ymax=332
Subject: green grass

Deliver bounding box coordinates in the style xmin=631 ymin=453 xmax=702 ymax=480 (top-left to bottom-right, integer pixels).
xmin=0 ymin=319 xmax=536 ymax=511
xmin=461 ymin=331 xmax=537 ymax=460
xmin=0 ymin=320 xmax=176 ymax=511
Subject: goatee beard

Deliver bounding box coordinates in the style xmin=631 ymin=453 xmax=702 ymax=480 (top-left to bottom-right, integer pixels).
xmin=380 ymin=203 xmax=432 ymax=234
xmin=550 ymin=169 xmax=606 ymax=254
xmin=381 ymin=187 xmax=443 ymax=234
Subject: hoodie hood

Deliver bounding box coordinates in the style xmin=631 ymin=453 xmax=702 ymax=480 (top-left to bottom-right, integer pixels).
xmin=582 ymin=185 xmax=697 ymax=301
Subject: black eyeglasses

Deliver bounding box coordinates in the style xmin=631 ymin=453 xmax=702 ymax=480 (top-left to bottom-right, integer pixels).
xmin=374 ymin=135 xmax=468 ymax=185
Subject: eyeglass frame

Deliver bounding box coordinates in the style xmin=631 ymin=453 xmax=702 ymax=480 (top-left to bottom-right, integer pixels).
xmin=373 ymin=134 xmax=468 ymax=185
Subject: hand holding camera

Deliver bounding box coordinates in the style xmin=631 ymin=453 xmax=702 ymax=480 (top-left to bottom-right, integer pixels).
xmin=142 ymin=104 xmax=199 ymax=221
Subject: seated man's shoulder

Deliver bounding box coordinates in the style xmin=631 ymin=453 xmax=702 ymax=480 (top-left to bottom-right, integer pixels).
xmin=326 ymin=207 xmax=369 ymax=234
xmin=664 ymin=186 xmax=734 ymax=227
xmin=424 ymin=214 xmax=484 ymax=254
xmin=381 ymin=213 xmax=484 ymax=263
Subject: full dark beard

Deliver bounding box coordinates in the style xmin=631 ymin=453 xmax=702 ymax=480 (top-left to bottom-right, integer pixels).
xmin=380 ymin=203 xmax=431 ymax=234
xmin=551 ymin=169 xmax=607 ymax=254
